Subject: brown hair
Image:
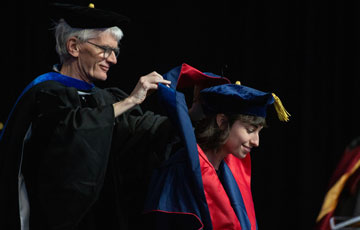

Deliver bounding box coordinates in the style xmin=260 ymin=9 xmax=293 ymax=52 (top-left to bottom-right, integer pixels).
xmin=194 ymin=114 xmax=266 ymax=152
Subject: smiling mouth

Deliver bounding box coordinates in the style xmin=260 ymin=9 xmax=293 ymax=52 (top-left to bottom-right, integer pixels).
xmin=242 ymin=145 xmax=252 ymax=153
xmin=100 ymin=65 xmax=109 ymax=72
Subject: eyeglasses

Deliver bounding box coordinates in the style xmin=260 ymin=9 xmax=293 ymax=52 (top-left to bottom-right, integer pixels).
xmin=86 ymin=41 xmax=120 ymax=59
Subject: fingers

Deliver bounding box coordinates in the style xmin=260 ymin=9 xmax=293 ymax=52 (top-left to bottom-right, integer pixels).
xmin=128 ymin=71 xmax=171 ymax=105
xmin=139 ymin=71 xmax=171 ymax=90
xmin=147 ymin=71 xmax=171 ymax=85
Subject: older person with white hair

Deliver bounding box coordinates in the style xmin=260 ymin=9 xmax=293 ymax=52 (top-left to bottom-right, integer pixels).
xmin=0 ymin=3 xmax=175 ymax=230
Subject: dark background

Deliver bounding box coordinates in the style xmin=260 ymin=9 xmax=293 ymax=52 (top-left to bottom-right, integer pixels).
xmin=2 ymin=0 xmax=360 ymax=229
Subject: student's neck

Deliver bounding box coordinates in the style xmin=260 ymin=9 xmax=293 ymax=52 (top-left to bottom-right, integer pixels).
xmin=204 ymin=149 xmax=226 ymax=170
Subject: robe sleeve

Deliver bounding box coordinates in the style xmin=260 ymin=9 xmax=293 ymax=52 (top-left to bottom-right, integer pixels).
xmin=23 ymin=82 xmax=116 ymax=228
xmin=104 ymin=88 xmax=178 ymax=224
xmin=106 ymin=87 xmax=177 ymax=165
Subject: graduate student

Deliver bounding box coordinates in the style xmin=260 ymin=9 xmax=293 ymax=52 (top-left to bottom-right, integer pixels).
xmin=144 ymin=63 xmax=290 ymax=230
xmin=0 ymin=3 xmax=175 ymax=230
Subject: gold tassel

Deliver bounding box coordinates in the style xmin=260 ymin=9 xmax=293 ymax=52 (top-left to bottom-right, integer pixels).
xmin=88 ymin=3 xmax=95 ymax=8
xmin=272 ymin=93 xmax=290 ymax=122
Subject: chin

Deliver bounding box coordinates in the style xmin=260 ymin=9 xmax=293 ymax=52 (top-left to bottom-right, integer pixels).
xmin=232 ymin=152 xmax=248 ymax=159
xmin=238 ymin=153 xmax=248 ymax=159
xmin=94 ymin=74 xmax=108 ymax=82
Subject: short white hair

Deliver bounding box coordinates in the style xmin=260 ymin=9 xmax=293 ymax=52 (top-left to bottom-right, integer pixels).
xmin=54 ymin=19 xmax=124 ymax=63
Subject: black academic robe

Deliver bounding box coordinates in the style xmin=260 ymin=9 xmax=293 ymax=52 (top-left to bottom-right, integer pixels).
xmin=0 ymin=72 xmax=174 ymax=230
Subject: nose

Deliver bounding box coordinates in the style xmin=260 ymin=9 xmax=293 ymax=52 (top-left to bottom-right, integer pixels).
xmin=106 ymin=51 xmax=117 ymax=65
xmin=250 ymin=133 xmax=260 ymax=147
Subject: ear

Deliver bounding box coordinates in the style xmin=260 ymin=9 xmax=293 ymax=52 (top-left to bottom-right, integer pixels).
xmin=66 ymin=36 xmax=80 ymax=57
xmin=216 ymin=114 xmax=228 ymax=130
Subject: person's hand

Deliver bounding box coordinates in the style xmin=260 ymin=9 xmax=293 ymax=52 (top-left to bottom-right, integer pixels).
xmin=128 ymin=71 xmax=171 ymax=105
xmin=113 ymin=71 xmax=170 ymax=117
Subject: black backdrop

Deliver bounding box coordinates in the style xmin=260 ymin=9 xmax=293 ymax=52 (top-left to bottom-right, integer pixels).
xmin=2 ymin=0 xmax=360 ymax=229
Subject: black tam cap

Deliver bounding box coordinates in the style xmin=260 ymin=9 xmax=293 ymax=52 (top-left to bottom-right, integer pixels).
xmin=49 ymin=2 xmax=130 ymax=29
